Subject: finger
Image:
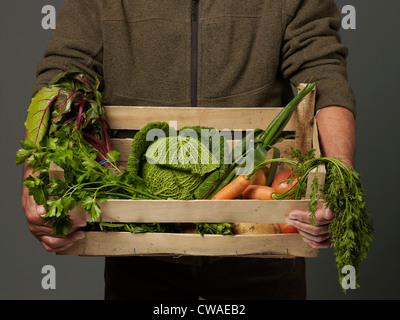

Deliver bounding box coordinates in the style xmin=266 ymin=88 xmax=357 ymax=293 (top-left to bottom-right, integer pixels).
xmin=39 ymin=230 xmax=86 ymax=252
xmin=288 ymin=208 xmax=333 ymax=227
xmin=30 ymin=223 xmax=84 ymax=238
xmin=323 ymin=206 xmax=335 ymax=220
xmin=40 ymin=240 xmax=74 ymax=253
xmin=70 ymin=214 xmax=88 ymax=229
xmin=26 ymin=205 xmax=86 ymax=237
xmin=25 ymin=203 xmax=48 ymax=226
xmin=42 ymin=214 xmax=88 ymax=234
xmin=300 ymin=233 xmax=332 ymax=249
xmin=28 ymin=223 xmax=55 ymax=237
xmin=38 ymin=205 xmax=88 ymax=229
xmin=285 ymin=217 xmax=330 ymax=236
xmin=297 ymin=228 xmax=331 ymax=244
xmin=314 ymin=207 xmax=334 ymax=226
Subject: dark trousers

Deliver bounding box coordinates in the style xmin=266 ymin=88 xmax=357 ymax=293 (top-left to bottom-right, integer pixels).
xmin=104 ymin=256 xmax=306 ymax=300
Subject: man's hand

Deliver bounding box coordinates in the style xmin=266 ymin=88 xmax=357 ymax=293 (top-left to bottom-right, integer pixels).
xmin=21 ymin=164 xmax=87 ymax=252
xmin=288 ymin=105 xmax=356 ymax=248
xmin=286 ymin=206 xmax=334 ymax=248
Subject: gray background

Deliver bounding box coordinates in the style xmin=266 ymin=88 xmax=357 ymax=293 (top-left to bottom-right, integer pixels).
xmin=1 ymin=0 xmax=399 ymax=300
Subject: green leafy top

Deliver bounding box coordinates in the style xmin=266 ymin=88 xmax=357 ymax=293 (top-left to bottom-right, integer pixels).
xmin=24 ymin=70 xmax=111 ymax=163
xmin=17 ymin=124 xmax=160 ymax=236
xmin=25 ymin=86 xmax=60 ymax=144
xmin=247 ymin=150 xmax=374 ymax=292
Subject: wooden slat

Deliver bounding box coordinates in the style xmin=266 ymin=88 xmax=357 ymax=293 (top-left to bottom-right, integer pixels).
xmin=111 ymin=138 xmax=132 ymax=162
xmin=294 ymin=84 xmax=316 ymax=154
xmin=69 ymin=199 xmax=323 ymax=224
xmin=105 ymin=106 xmax=298 ymax=131
xmin=312 ymin=118 xmax=321 ymax=158
xmin=306 ymin=165 xmax=327 ymax=197
xmin=57 ymin=232 xmax=319 ymax=258
xmin=49 ymin=162 xmax=66 ymax=180
xmin=111 ymin=137 xmax=297 ymax=163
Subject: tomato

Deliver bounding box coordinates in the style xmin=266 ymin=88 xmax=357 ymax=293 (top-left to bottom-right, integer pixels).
xmin=279 ymin=223 xmax=298 ymax=234
xmin=271 ymin=170 xmax=299 ymax=195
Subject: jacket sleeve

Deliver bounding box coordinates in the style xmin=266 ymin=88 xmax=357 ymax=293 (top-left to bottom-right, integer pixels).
xmin=280 ymin=0 xmax=356 ymax=116
xmin=32 ymin=0 xmax=103 ymax=96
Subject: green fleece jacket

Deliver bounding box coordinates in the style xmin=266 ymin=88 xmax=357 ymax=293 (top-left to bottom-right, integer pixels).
xmin=33 ymin=0 xmax=356 ymax=115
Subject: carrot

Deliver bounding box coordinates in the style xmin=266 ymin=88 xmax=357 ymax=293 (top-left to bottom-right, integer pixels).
xmin=242 ymin=185 xmax=275 ymax=200
xmin=212 ymin=175 xmax=250 ymax=200
xmin=249 ymin=166 xmax=269 ymax=186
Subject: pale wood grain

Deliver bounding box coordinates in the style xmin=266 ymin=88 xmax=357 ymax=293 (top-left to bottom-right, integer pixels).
xmin=69 ymin=199 xmax=324 ymax=223
xmin=58 ymin=232 xmax=319 ymax=258
xmin=105 ymin=106 xmax=298 ymax=131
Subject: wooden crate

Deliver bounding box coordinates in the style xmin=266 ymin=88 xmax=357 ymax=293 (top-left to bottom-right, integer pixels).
xmin=54 ymin=84 xmax=324 ymax=258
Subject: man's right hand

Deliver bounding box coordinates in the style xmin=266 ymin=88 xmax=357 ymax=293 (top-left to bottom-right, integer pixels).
xmin=22 ymin=164 xmax=87 ymax=252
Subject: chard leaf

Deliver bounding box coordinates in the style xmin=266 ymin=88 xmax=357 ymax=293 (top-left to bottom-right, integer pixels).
xmin=48 ymin=69 xmax=83 ymax=87
xmin=84 ymin=99 xmax=104 ymax=126
xmin=94 ymin=88 xmax=103 ymax=106
xmin=51 ymin=89 xmax=82 ymax=124
xmin=73 ymin=73 xmax=95 ymax=92
xmin=25 ymin=86 xmax=60 ymax=144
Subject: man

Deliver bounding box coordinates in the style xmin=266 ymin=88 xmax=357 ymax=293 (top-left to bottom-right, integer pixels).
xmin=22 ymin=0 xmax=356 ymax=299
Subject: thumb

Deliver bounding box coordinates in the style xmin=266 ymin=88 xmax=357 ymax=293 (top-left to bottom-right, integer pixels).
xmin=324 ymin=206 xmax=334 ymax=220
xmin=36 ymin=205 xmax=46 ymax=216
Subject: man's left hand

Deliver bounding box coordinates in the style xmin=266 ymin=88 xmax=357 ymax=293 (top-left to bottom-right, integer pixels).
xmin=286 ymin=206 xmax=334 ymax=248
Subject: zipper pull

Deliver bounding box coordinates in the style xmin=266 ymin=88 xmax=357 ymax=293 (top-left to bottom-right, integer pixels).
xmin=191 ymin=0 xmax=197 ymax=22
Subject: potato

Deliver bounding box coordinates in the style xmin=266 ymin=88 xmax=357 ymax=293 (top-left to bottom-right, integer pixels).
xmin=232 ymin=223 xmax=281 ymax=235
xmin=181 ymin=223 xmax=197 ymax=234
